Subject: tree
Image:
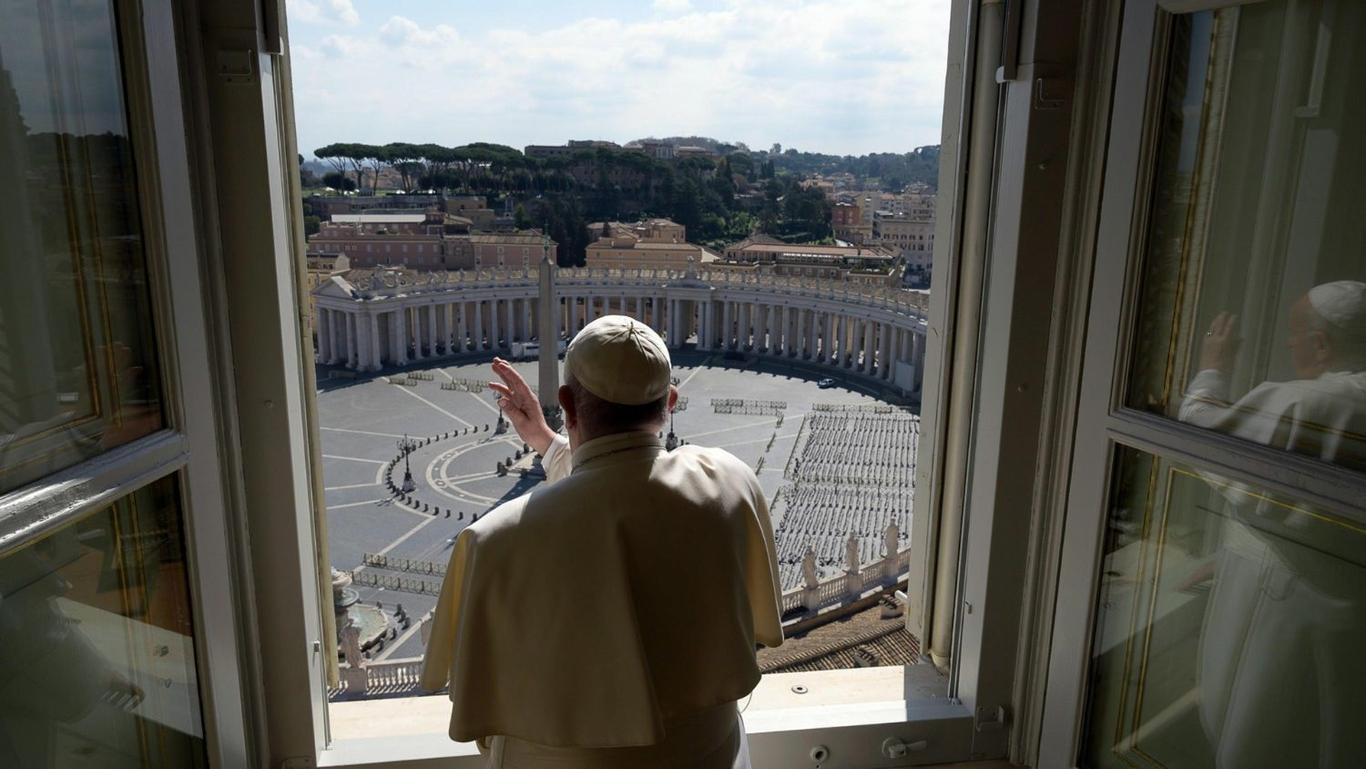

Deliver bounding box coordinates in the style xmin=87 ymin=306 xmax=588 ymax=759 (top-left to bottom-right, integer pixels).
xmin=514 ymin=203 xmax=530 ymax=229
xmin=314 ymin=143 xmax=351 ymax=184
xmin=383 ymin=142 xmax=423 ymax=192
xmin=322 ymin=171 xmax=355 ymax=192
xmin=670 ymin=176 xmax=703 ymax=234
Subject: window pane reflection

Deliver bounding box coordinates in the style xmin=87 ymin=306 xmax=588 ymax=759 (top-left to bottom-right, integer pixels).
xmin=0 ymin=475 xmax=206 ymax=767
xmin=1082 ymin=448 xmax=1366 ymax=769
xmin=0 ymin=0 xmax=164 ymax=493
xmin=1127 ymin=4 xmax=1366 ymax=472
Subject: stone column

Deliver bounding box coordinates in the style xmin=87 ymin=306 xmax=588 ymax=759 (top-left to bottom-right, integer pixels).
xmin=458 ymin=302 xmax=469 ymax=352
xmin=474 ymin=300 xmax=485 ymax=350
xmin=862 ymin=320 xmax=876 ymax=374
xmin=448 ymin=302 xmax=457 ymax=352
xmin=347 ymin=313 xmax=359 ymax=368
xmin=416 ymin=307 xmax=429 ymax=360
xmin=722 ymin=301 xmax=733 ymax=350
xmin=490 ymin=298 xmax=501 ymax=350
xmin=333 ymin=309 xmax=346 ymax=364
xmin=807 ymin=310 xmax=819 ymax=359
xmin=879 ymin=323 xmax=893 ymax=379
xmin=825 ymin=312 xmax=836 ymax=364
xmin=316 ymin=308 xmax=330 ymax=363
xmin=781 ymin=305 xmax=792 ymax=357
xmin=427 ymin=305 xmax=437 ymax=357
xmin=697 ymin=301 xmax=710 ymax=351
xmin=367 ymin=313 xmax=381 ymax=370
xmin=771 ymin=305 xmax=781 ymax=355
xmin=397 ymin=308 xmax=410 ymax=364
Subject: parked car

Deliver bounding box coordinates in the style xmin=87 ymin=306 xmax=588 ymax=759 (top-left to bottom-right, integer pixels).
xmin=817 ymin=378 xmax=836 ymax=389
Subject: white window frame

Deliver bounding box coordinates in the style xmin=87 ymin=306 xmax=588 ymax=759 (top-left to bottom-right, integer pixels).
xmin=158 ymin=0 xmax=1112 ymax=766
xmin=1037 ymin=1 xmax=1366 ymax=766
xmin=0 ymin=0 xmax=255 ymax=763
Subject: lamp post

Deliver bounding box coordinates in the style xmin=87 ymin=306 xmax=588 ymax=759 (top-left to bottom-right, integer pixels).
xmin=396 ymin=434 xmax=417 ymax=493
xmin=665 ymin=406 xmax=678 ymax=451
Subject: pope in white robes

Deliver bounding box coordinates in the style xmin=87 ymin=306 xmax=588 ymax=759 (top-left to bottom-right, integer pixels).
xmin=1179 ymin=281 xmax=1366 ymax=768
xmin=420 ymin=315 xmax=783 ymax=769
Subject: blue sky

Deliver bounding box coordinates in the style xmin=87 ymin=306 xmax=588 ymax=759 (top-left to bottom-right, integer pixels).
xmin=287 ymin=0 xmax=951 ymax=158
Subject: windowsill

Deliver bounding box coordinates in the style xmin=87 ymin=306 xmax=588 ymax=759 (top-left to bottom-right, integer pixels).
xmin=321 ymin=664 xmax=955 ymax=767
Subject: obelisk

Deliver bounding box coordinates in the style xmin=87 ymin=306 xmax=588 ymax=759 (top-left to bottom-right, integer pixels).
xmin=537 ymin=233 xmax=561 ymax=427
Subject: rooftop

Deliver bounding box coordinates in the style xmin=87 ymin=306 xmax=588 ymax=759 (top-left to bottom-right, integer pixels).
xmin=330 ymin=214 xmax=428 ymax=224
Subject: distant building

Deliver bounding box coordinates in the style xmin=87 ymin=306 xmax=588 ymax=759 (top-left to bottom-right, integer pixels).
xmin=305 ymin=194 xmax=440 ymax=218
xmin=585 ymin=218 xmax=718 ymax=271
xmin=305 ymin=253 xmax=350 ymax=333
xmin=524 ymin=144 xmax=576 ymax=159
xmin=305 ymin=210 xmax=556 ymax=271
xmin=567 ymin=139 xmax=621 ymax=149
xmin=674 ymin=145 xmax=717 ymax=160
xmin=633 ymin=140 xmax=675 ymax=160
xmin=717 ymin=237 xmax=901 ymax=287
xmin=442 ymin=195 xmax=497 ymax=230
xmin=832 ymin=202 xmax=872 ymax=245
xmin=872 ymin=210 xmax=935 ymax=272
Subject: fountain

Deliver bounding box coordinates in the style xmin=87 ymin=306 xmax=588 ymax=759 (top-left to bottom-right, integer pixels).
xmin=332 ymin=569 xmax=390 ymax=660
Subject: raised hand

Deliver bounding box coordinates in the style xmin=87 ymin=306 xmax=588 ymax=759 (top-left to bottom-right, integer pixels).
xmin=488 ymin=358 xmax=557 ymax=455
xmin=1198 ymin=312 xmax=1240 ymax=374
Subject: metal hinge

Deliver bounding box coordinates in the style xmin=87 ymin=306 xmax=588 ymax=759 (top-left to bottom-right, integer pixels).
xmin=281 ymin=757 xmax=316 ymax=769
xmin=217 ymin=49 xmax=256 ymax=85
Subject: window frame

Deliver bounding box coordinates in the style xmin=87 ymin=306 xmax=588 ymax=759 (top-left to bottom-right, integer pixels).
xmin=1038 ymin=0 xmax=1366 ymax=766
xmin=170 ymin=0 xmax=1107 ymax=765
xmin=0 ymin=0 xmax=255 ymax=763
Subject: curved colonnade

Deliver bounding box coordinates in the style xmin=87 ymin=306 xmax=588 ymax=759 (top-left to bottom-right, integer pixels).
xmin=313 ymin=266 xmax=928 ymax=393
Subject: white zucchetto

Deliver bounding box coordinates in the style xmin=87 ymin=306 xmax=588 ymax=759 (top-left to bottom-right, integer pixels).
xmin=1308 ymin=280 xmax=1366 ymax=333
xmin=564 ymin=315 xmax=672 ymax=405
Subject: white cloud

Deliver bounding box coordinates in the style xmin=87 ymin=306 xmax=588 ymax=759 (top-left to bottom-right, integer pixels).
xmin=289 ymin=0 xmax=952 ymax=156
xmin=290 ymin=0 xmax=359 ymax=27
xmin=653 ymin=0 xmax=693 ymax=12
xmin=378 ymin=16 xmax=458 ymax=48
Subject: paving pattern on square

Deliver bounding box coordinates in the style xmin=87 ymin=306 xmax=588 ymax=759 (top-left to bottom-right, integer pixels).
xmin=318 ymin=352 xmax=915 ymax=660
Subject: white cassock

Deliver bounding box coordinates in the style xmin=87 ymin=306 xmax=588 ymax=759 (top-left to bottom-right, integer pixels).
xmin=420 ymin=430 xmax=784 ymax=769
xmin=1180 ymin=368 xmax=1366 ymax=769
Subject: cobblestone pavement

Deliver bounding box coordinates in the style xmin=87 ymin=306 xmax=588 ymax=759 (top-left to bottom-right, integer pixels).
xmin=317 ymin=352 xmax=906 ymax=660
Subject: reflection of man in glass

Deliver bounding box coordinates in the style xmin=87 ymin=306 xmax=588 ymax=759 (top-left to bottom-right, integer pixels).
xmin=1182 ymin=280 xmax=1366 ymax=463
xmin=1180 ymin=280 xmax=1366 ymax=768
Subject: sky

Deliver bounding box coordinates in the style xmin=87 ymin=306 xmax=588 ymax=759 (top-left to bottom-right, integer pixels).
xmin=287 ymin=0 xmax=952 ymax=159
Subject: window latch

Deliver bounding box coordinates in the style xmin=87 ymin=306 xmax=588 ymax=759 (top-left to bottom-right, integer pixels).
xmin=975 ymin=703 xmax=1009 ymax=732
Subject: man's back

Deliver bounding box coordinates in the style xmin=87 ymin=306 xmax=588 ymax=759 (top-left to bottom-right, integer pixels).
xmin=421 ymin=431 xmax=782 ymax=761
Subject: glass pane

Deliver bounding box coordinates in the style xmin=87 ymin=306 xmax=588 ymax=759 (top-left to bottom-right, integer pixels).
xmin=0 ymin=475 xmax=207 ymax=767
xmin=0 ymin=0 xmax=164 ymax=493
xmin=1082 ymin=447 xmax=1366 ymax=769
xmin=1127 ymin=4 xmax=1366 ymax=473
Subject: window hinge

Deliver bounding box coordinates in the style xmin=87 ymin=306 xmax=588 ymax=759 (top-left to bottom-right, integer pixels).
xmin=975 ymin=703 xmax=1009 ymax=733
xmin=217 ymin=49 xmax=256 ymax=85
xmin=281 ymin=757 xmax=315 ymax=769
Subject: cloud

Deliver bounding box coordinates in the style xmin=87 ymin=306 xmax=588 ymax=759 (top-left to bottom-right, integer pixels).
xmin=288 ymin=0 xmax=952 ymax=156
xmin=378 ymin=16 xmax=458 ymax=48
xmin=290 ymin=0 xmax=359 ymax=27
xmin=653 ymin=0 xmax=693 ymax=12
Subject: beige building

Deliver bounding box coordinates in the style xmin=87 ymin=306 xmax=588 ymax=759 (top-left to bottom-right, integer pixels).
xmin=306 ymin=212 xmax=555 ymax=271
xmin=872 ymin=213 xmax=935 ymax=270
xmin=585 ymin=219 xmax=717 ymax=271
xmin=718 ymin=238 xmax=902 ymax=287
